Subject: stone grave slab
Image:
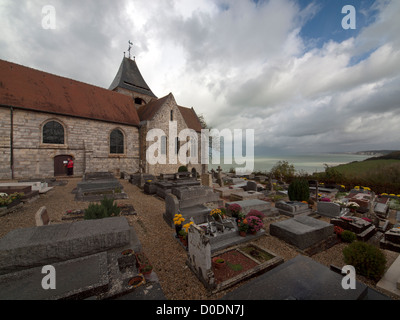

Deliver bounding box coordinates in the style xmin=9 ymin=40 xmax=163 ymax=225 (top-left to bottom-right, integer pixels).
xmin=275 ymin=200 xmax=312 ymax=217
xmin=330 ymin=217 xmax=376 ymax=241
xmin=221 ymin=255 xmax=371 ymax=300
xmin=74 ymin=176 xmax=127 ymax=201
xmin=317 ymin=201 xmax=349 ymax=218
xmin=0 ymin=182 xmax=52 ymax=194
xmin=164 ymin=186 xmax=222 ymax=227
xmin=270 ymin=216 xmax=334 ymax=251
xmin=0 ymin=252 xmax=109 ymax=300
xmin=229 ymin=190 xmax=264 ymax=201
xmin=225 ymin=199 xmax=277 ymax=217
xmin=0 ymin=217 xmax=131 ymax=275
xmin=380 ymin=227 xmax=400 ymax=253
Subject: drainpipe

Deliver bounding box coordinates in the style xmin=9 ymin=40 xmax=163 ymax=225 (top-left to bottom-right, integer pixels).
xmin=10 ymin=106 xmax=14 ymax=180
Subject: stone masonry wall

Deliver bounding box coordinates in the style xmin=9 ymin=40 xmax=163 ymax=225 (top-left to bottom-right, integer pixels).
xmin=0 ymin=108 xmax=139 ymax=179
xmin=142 ymin=96 xmax=203 ymax=176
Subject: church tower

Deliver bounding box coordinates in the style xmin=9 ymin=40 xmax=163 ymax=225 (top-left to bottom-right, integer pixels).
xmin=109 ymin=56 xmax=157 ymax=109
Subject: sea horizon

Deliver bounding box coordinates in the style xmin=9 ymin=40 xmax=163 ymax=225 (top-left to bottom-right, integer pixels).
xmin=208 ymin=152 xmax=371 ymax=175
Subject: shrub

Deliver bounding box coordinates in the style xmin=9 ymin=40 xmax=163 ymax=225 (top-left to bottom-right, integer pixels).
xmin=178 ymin=166 xmax=188 ymax=172
xmin=288 ymin=178 xmax=310 ymax=202
xmin=340 ymin=230 xmax=357 ymax=243
xmin=343 ymin=241 xmax=387 ymax=281
xmin=84 ymin=196 xmax=120 ymax=220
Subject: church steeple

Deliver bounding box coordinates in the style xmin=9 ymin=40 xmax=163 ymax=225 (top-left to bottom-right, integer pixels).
xmin=109 ymin=55 xmax=157 ymax=107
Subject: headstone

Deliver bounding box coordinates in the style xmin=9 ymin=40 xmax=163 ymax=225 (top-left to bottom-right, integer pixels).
xmin=270 ymin=215 xmax=334 ymax=250
xmin=317 ymin=202 xmax=349 ymax=218
xmin=216 ymin=166 xmax=223 ymax=187
xmin=377 ymin=254 xmax=400 ymax=298
xmin=187 ymin=224 xmax=214 ymax=288
xmin=246 ymin=181 xmax=257 ymax=191
xmin=275 ymin=201 xmax=311 ymax=217
xmin=380 ymin=227 xmax=400 ymax=253
xmin=35 ymin=206 xmax=50 ymax=226
xmin=201 ymin=173 xmax=213 ymax=187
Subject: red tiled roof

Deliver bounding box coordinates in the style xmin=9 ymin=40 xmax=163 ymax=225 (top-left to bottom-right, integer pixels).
xmin=0 ymin=59 xmax=140 ymax=126
xmin=178 ymin=106 xmax=203 ymax=133
xmin=137 ymin=93 xmax=203 ymax=132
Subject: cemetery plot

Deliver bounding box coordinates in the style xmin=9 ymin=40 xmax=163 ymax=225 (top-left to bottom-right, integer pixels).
xmin=380 ymin=227 xmax=400 ymax=253
xmin=270 ymin=215 xmax=335 ymax=253
xmin=330 ymin=216 xmax=376 ymax=242
xmin=210 ymin=244 xmax=283 ymax=293
xmin=73 ymin=172 xmax=127 ymax=201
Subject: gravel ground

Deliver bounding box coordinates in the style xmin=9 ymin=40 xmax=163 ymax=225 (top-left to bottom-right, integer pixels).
xmin=0 ymin=177 xmax=399 ymax=300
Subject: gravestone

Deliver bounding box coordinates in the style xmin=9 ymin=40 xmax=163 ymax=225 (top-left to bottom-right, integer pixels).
xmin=164 ymin=186 xmax=222 ymax=226
xmin=229 ymin=190 xmax=264 ymax=201
xmin=275 ymin=201 xmax=311 ymax=217
xmin=246 ymin=181 xmax=257 ymax=192
xmin=201 ymin=173 xmax=213 ymax=187
xmin=0 ymin=217 xmax=132 ymax=275
xmin=377 ymin=254 xmax=400 ymax=299
xmin=35 ymin=206 xmax=50 ymax=226
xmin=226 ymin=199 xmax=277 ymax=217
xmin=380 ymin=227 xmax=400 ymax=253
xmin=270 ymin=215 xmax=334 ymax=251
xmin=74 ymin=173 xmax=127 ymax=201
xmin=317 ymin=202 xmax=349 ymax=218
xmin=330 ymin=217 xmax=376 ymax=241
xmin=186 ymin=224 xmax=214 ymax=288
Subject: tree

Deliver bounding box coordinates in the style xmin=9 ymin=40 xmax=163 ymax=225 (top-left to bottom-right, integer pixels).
xmin=270 ymin=160 xmax=295 ymax=182
xmin=288 ymin=178 xmax=310 ymax=202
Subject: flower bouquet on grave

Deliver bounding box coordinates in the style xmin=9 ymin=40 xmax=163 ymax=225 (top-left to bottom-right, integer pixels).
xmin=210 ymin=208 xmax=223 ymax=220
xmin=346 ymin=202 xmax=360 ymax=212
xmin=238 ymin=218 xmax=249 ymax=237
xmin=227 ymin=203 xmax=242 ymax=218
xmin=246 ymin=216 xmax=264 ymax=235
xmin=173 ymin=214 xmax=185 ymax=237
xmin=178 ymin=229 xmax=188 ymax=247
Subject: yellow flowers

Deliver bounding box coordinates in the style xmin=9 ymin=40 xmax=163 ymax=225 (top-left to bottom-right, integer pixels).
xmin=173 ymin=214 xmax=185 ymax=226
xmin=210 ymin=208 xmax=222 ymax=217
xmin=340 ymin=185 xmax=345 ymax=189
xmin=183 ymin=222 xmax=194 ymax=233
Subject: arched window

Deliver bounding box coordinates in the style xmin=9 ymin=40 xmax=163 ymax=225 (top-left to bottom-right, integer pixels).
xmin=110 ymin=129 xmax=124 ymax=154
xmin=42 ymin=120 xmax=64 ymax=144
xmin=135 ymin=97 xmax=145 ymax=105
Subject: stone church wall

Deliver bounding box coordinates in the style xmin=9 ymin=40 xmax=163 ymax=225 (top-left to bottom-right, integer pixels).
xmin=142 ymin=97 xmax=203 ymax=176
xmin=0 ymin=108 xmax=139 ymax=179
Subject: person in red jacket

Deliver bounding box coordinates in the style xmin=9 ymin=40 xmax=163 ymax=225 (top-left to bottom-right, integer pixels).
xmin=67 ymin=158 xmax=74 ymax=176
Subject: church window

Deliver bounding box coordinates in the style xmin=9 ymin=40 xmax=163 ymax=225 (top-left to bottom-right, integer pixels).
xmin=161 ymin=136 xmax=167 ymax=155
xmin=42 ymin=120 xmax=64 ymax=144
xmin=170 ymin=110 xmax=173 ymax=121
xmin=135 ymin=97 xmax=145 ymax=105
xmin=110 ymin=129 xmax=124 ymax=154
xmin=175 ymin=137 xmax=180 ymax=155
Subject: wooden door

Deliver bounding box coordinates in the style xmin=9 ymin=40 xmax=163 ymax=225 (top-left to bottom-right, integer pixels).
xmin=54 ymin=155 xmax=70 ymax=176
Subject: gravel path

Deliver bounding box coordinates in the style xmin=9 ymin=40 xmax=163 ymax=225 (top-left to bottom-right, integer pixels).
xmin=0 ymin=177 xmax=398 ymax=300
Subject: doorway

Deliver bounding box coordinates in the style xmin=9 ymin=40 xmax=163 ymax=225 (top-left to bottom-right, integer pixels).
xmin=54 ymin=155 xmax=73 ymax=176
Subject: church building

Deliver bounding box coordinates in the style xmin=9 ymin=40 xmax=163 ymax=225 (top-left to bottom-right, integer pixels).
xmin=0 ymin=56 xmax=205 ymax=179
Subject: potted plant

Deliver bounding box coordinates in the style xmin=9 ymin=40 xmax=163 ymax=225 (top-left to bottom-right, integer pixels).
xmin=212 ymin=257 xmax=226 ymax=269
xmin=135 ymin=252 xmax=153 ymax=275
xmin=178 ymin=229 xmax=188 ymax=247
xmin=238 ymin=219 xmax=249 ymax=236
xmin=227 ymin=203 xmax=242 ymax=218
xmin=246 ymin=216 xmax=264 ymax=235
xmin=173 ymin=214 xmax=185 ymax=237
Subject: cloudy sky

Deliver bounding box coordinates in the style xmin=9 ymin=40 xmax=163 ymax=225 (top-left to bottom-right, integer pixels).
xmin=1 ymin=0 xmax=399 ymax=156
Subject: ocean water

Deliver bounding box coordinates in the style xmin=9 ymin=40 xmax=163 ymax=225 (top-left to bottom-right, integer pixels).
xmin=209 ymin=153 xmax=371 ymax=174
